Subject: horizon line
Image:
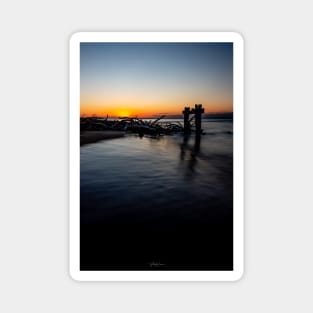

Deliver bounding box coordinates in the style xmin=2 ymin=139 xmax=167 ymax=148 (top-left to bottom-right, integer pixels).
xmin=80 ymin=111 xmax=233 ymax=118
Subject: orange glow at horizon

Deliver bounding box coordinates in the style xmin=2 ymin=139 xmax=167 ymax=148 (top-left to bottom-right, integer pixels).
xmin=80 ymin=100 xmax=233 ymax=117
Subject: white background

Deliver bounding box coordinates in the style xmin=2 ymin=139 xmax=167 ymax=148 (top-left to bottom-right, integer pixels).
xmin=0 ymin=0 xmax=312 ymax=312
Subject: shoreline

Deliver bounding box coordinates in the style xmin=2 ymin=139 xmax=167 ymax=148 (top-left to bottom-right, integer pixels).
xmin=80 ymin=131 xmax=125 ymax=146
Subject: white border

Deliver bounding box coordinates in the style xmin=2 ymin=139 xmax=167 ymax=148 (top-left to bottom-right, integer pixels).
xmin=69 ymin=32 xmax=244 ymax=281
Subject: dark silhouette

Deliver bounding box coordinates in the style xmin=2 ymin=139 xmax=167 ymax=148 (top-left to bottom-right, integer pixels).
xmin=182 ymin=107 xmax=192 ymax=134
xmin=183 ymin=104 xmax=205 ymax=135
xmin=191 ymin=104 xmax=205 ymax=135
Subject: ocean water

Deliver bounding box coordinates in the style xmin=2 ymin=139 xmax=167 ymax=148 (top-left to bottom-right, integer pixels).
xmin=80 ymin=119 xmax=233 ymax=270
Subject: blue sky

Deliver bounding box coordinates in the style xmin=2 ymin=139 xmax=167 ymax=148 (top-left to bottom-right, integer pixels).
xmin=80 ymin=42 xmax=233 ymax=116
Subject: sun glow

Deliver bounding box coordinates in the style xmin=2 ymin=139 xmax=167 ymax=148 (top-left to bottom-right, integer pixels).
xmin=117 ymin=110 xmax=131 ymax=117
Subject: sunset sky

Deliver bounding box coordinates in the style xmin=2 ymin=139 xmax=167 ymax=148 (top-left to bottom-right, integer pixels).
xmin=80 ymin=42 xmax=233 ymax=117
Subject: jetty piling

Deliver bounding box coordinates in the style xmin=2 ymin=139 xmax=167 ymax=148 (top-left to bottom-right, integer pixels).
xmin=183 ymin=104 xmax=204 ymax=135
xmin=191 ymin=104 xmax=204 ymax=135
xmin=182 ymin=107 xmax=192 ymax=134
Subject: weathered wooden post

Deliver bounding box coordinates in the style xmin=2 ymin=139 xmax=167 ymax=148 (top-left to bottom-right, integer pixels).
xmin=192 ymin=104 xmax=204 ymax=135
xmin=182 ymin=106 xmax=191 ymax=134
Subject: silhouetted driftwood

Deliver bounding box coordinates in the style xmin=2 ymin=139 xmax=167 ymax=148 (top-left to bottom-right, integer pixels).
xmin=80 ymin=116 xmax=184 ymax=136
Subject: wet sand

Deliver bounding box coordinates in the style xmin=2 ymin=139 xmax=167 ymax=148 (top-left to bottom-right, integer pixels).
xmin=80 ymin=131 xmax=125 ymax=146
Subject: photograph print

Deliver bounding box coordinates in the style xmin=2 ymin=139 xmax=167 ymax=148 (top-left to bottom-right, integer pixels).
xmin=70 ymin=32 xmax=244 ymax=281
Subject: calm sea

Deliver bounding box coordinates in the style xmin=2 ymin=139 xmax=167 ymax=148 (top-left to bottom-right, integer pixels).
xmin=80 ymin=119 xmax=233 ymax=270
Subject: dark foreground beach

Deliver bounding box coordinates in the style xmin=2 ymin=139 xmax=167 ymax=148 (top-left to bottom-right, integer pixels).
xmin=80 ymin=119 xmax=233 ymax=271
xmin=80 ymin=131 xmax=125 ymax=146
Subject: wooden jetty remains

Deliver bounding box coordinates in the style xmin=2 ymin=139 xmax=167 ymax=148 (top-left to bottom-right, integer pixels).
xmin=81 ymin=104 xmax=204 ymax=139
xmin=183 ymin=104 xmax=205 ymax=135
xmin=182 ymin=107 xmax=192 ymax=134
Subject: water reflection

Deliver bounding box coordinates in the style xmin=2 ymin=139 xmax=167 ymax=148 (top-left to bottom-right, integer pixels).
xmin=180 ymin=133 xmax=202 ymax=177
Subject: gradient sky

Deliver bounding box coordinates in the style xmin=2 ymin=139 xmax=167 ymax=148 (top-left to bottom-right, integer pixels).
xmin=80 ymin=42 xmax=233 ymax=117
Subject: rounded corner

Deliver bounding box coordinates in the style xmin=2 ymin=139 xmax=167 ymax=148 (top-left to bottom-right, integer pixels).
xmin=230 ymin=32 xmax=244 ymax=44
xmin=69 ymin=32 xmax=82 ymax=45
xmin=231 ymin=267 xmax=245 ymax=282
xmin=69 ymin=268 xmax=82 ymax=282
